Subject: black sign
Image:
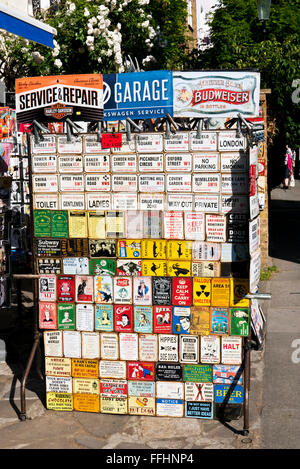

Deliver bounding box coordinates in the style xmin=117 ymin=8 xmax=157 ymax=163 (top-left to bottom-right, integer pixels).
xmin=35 ymin=238 xmax=62 ymax=257
xmin=227 ymin=213 xmax=248 ymax=244
xmin=185 ymin=401 xmax=213 ymax=419
xmin=221 ymin=261 xmax=249 ymax=278
xmin=37 ymin=258 xmax=62 ymax=275
xmin=88 ymin=239 xmax=116 ymax=258
xmin=155 ymin=363 xmax=183 ymax=381
xmin=61 ymin=238 xmax=89 ymax=257
xmin=152 ymin=277 xmax=172 ymax=305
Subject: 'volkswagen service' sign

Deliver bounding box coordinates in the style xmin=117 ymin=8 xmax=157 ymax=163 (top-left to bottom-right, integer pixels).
xmin=103 ymin=71 xmax=173 ymax=121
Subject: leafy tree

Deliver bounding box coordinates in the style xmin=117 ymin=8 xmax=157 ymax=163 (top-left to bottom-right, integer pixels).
xmin=189 ymin=0 xmax=300 ymax=186
xmin=0 ymin=0 xmax=188 ymax=91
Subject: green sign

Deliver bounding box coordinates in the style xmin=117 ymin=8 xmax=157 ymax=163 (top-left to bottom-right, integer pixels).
xmin=89 ymin=259 xmax=116 ymax=276
xmin=57 ymin=303 xmax=75 ymax=330
xmin=184 ymin=364 xmax=212 ymax=383
xmin=51 ymin=210 xmax=69 ymax=238
xmin=34 ymin=210 xmax=51 ymax=237
xmin=230 ymin=308 xmax=250 ymax=336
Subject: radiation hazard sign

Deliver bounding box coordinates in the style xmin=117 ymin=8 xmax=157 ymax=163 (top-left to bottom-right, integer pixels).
xmin=193 ymin=278 xmax=211 ymax=306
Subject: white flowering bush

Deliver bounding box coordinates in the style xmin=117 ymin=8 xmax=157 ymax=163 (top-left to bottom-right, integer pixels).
xmin=0 ymin=0 xmax=188 ymax=90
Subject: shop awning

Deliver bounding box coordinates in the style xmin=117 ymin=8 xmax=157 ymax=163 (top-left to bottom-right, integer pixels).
xmin=0 ymin=4 xmax=56 ymax=48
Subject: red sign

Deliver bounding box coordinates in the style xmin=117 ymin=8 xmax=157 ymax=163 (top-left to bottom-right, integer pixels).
xmin=39 ymin=302 xmax=57 ymax=329
xmin=191 ymin=89 xmax=250 ymax=106
xmin=153 ymin=306 xmax=172 ymax=334
xmin=172 ymin=278 xmax=192 ymax=306
xmin=127 ymin=361 xmax=155 ymax=381
xmin=56 ymin=275 xmax=75 ymax=302
xmin=114 ymin=305 xmax=134 ymax=332
xmin=250 ymin=165 xmax=256 ymax=197
xmin=101 ymin=133 xmax=122 ymax=149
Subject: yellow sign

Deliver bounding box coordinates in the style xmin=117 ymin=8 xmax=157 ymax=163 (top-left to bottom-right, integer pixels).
xmin=68 ymin=211 xmax=88 ymax=238
xmin=73 ymin=378 xmax=100 ymax=394
xmin=128 ymin=396 xmax=156 ymax=416
xmin=73 ymin=393 xmax=100 ymax=413
xmin=71 ymin=359 xmax=99 ymax=378
xmin=117 ymin=239 xmax=142 ymax=258
xmin=141 ymin=239 xmax=167 ymax=259
xmin=106 ymin=211 xmax=125 ymax=238
xmin=167 ymin=241 xmax=192 ymax=260
xmin=141 ymin=260 xmax=167 ymax=276
xmin=190 ymin=306 xmax=210 ymax=335
xmin=87 ymin=211 xmax=106 ymax=239
xmin=45 ymin=357 xmax=72 ymax=377
xmin=46 ymin=392 xmax=73 ymax=411
xmin=230 ymin=278 xmax=250 ymax=307
xmin=100 ymin=396 xmax=128 ymax=414
xmin=211 ymin=278 xmax=230 ymax=307
xmin=167 ymin=261 xmax=191 ymax=277
xmin=193 ymin=278 xmax=211 ymax=306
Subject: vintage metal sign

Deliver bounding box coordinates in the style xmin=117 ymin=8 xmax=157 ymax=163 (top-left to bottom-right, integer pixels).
xmin=57 ymin=303 xmax=75 ymax=331
xmin=117 ymin=259 xmax=141 ymax=276
xmin=172 ymin=277 xmax=192 ymax=306
xmin=134 ymin=307 xmax=153 ymax=334
xmin=113 ymin=277 xmax=132 ymax=305
xmin=193 ymin=152 xmax=219 ymax=172
xmin=205 ymin=214 xmax=226 ymax=242
xmin=156 ymin=399 xmax=184 ymax=417
xmin=139 ymin=174 xmax=165 ymax=193
xmin=90 ymin=259 xmax=116 ymax=276
xmin=138 ymin=334 xmax=158 ymax=362
xmin=165 ymin=153 xmax=192 ymax=172
xmin=139 ymin=193 xmax=165 ymax=211
xmin=185 ymin=382 xmax=214 ymax=402
xmin=117 ymin=240 xmax=141 ymax=259
xmin=142 ymin=260 xmax=167 ymax=277
xmin=44 ymin=330 xmax=63 ymax=357
xmin=164 ymin=132 xmax=189 ymax=151
xmin=33 ymin=174 xmax=58 ymax=193
xmin=33 ymin=193 xmax=59 ymax=211
xmin=213 ymin=365 xmax=243 ymax=385
xmin=221 ymin=336 xmax=242 ymax=364
xmin=152 ymin=277 xmax=172 ymax=305
xmin=153 ymin=306 xmax=172 ymax=334
xmin=167 ymin=240 xmax=192 ymax=261
xmin=141 ymin=239 xmax=166 ymax=259
xmin=184 ymin=364 xmax=212 ymax=383
xmin=167 ymin=194 xmax=193 ymax=211
xmin=114 ymin=305 xmax=134 ymax=332
xmin=85 ymin=174 xmax=111 ymax=192
xmin=39 ymin=274 xmax=56 ymax=302
xmin=128 ymin=396 xmax=156 ymax=416
xmin=89 ymin=239 xmax=116 ymax=258
xmin=76 ymin=304 xmax=94 ymax=332
xmin=73 ymin=378 xmax=100 ymax=395
xmin=68 ymin=211 xmax=88 ymax=238
xmin=127 ymin=361 xmax=155 ymax=381
xmin=190 ymin=306 xmax=210 ymax=335
xmin=250 ymin=248 xmax=261 ymax=293
xmin=172 ymin=306 xmax=191 ymax=334
xmin=143 ymin=211 xmax=163 ymax=238
xmin=192 ymin=261 xmax=220 ymax=278
xmin=75 ymin=275 xmax=94 ymax=303
xmin=128 ymin=381 xmax=155 ymax=397
xmin=194 ymin=194 xmax=220 ymax=213
xmin=185 ymin=401 xmax=213 ymax=419
xmin=193 ymin=277 xmax=211 ymax=307
xmin=230 ymin=308 xmax=250 ymax=336
xmin=211 ymin=278 xmax=230 ymax=307
xmin=99 ymin=360 xmax=126 ymax=379
xmin=220 ymin=152 xmax=248 ymax=172
xmin=46 ymin=376 xmax=73 ymax=394
xmin=218 ymin=131 xmax=247 ymax=152
xmin=184 ymin=212 xmax=205 ymax=240
xmin=112 ymin=193 xmax=138 ymax=211
xmin=86 ymin=193 xmax=111 ymax=211
xmin=57 ymin=274 xmax=75 ymax=303
xmin=101 ymin=396 xmax=127 ymax=414
xmin=158 ymin=334 xmax=178 ymax=362
xmin=189 ymin=131 xmax=217 ymax=151
xmin=95 ymin=304 xmax=114 ymax=332
xmin=103 ymin=71 xmax=173 ymax=121
xmin=39 ymin=302 xmax=57 ymax=329
xmin=62 ymin=238 xmax=89 ymax=257
xmin=73 ymin=394 xmax=100 ymax=413
xmin=173 ymin=71 xmax=260 ymax=117
xmin=84 ymin=134 xmax=112 ymax=154
xmin=214 ymin=384 xmax=243 ymax=404
xmin=31 ymin=135 xmax=56 ymax=154
xmin=100 ymin=379 xmax=128 ymax=398
xmin=119 ymin=332 xmax=139 ymax=361
xmin=57 ymin=136 xmax=83 ymax=154
xmin=111 ymin=154 xmax=137 ymax=173
xmin=138 ymin=154 xmax=164 ymax=172
xmin=192 ymin=242 xmax=220 ymax=261
xmin=81 ymin=332 xmax=100 ymax=359
xmin=230 ymin=278 xmax=249 ymax=308
xmin=32 ymin=154 xmax=57 ymax=173
xmin=136 ymin=133 xmax=164 ymax=153
xmin=60 ymin=193 xmax=85 ymax=211
xmin=221 ymin=195 xmax=248 ymax=215
xmin=180 ymin=335 xmax=199 ymax=363
xmin=46 ymin=392 xmax=73 ymax=411
xmin=84 ymin=154 xmax=110 ymax=173
xmin=156 ymin=381 xmax=184 ymax=400
xmin=192 ymin=174 xmax=220 ymax=193
xmin=210 ymin=307 xmax=230 ymax=335
xmin=155 ymin=363 xmax=183 ymax=381
xmin=133 ymin=277 xmax=152 ymax=305
xmin=63 ymin=330 xmax=81 ymax=358
xmin=164 ymin=211 xmax=184 ymax=240
xmin=58 ymin=155 xmax=83 ymax=173
xmin=221 ymin=174 xmax=248 ymax=194
xmin=200 ymin=335 xmax=220 ymax=364
xmin=45 ymin=357 xmax=71 ymax=377
xmin=16 ymin=74 xmax=103 ymax=123
xmin=63 ymin=257 xmax=89 ymax=275
xmin=71 ymin=358 xmax=99 ymax=379
xmin=37 ymin=257 xmax=62 ymax=275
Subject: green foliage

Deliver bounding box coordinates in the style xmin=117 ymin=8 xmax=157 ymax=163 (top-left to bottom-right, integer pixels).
xmin=189 ymin=0 xmax=300 ymax=172
xmin=260 ymin=265 xmax=278 ymax=281
xmin=0 ymin=0 xmax=189 ymax=90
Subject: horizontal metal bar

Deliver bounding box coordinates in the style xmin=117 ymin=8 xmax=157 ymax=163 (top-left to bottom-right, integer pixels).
xmin=245 ymin=293 xmax=272 ymax=299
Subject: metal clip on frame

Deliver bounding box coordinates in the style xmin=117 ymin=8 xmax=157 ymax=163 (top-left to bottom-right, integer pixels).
xmin=32 ymin=120 xmax=50 ymax=144
xmin=65 ymin=118 xmax=84 ymax=142
xmin=126 ymin=117 xmax=143 ymax=143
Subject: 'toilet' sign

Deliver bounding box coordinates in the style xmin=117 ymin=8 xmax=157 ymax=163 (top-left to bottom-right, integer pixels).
xmin=15 ymin=74 xmax=103 ymax=124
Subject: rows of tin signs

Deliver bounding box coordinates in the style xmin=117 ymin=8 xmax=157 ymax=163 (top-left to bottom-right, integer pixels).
xmin=32 ymin=132 xmax=250 ymax=417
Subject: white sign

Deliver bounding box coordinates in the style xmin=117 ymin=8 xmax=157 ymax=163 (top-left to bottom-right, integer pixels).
xmin=192 ymin=242 xmax=221 ymax=260
xmin=167 ymin=194 xmax=193 ymax=211
xmin=164 ymin=132 xmax=189 ymax=151
xmin=165 ymin=153 xmax=192 ymax=172
xmin=200 ymin=335 xmax=220 ymax=364
xmin=136 ymin=133 xmax=163 ymax=153
xmin=194 ymin=195 xmax=220 ymax=213
xmin=84 ymin=174 xmax=111 ymax=192
xmin=221 ymin=174 xmax=248 ymax=194
xmin=193 ymin=174 xmax=220 ymax=193
xmin=220 ymin=152 xmax=248 ymax=172
xmin=139 ymin=174 xmax=165 ymax=193
xmin=57 ymin=136 xmax=83 ymax=154
xmin=189 ymin=132 xmax=217 ymax=151
xmin=221 ymin=195 xmax=248 ymax=214
xmin=156 ymin=381 xmax=184 ymax=400
xmin=112 ymin=193 xmax=138 ymax=210
xmin=119 ymin=333 xmax=139 ymax=361
xmin=158 ymin=334 xmax=178 ymax=362
xmin=164 ymin=211 xmax=184 ymax=239
xmin=32 ymin=155 xmax=57 ymax=173
xmin=184 ymin=212 xmax=205 ymax=241
xmin=100 ymin=333 xmax=119 ymax=360
xmin=76 ymin=304 xmax=94 ymax=332
xmin=99 ymin=360 xmax=126 ymax=379
xmin=33 ymin=193 xmax=58 ymax=210
xmin=193 ymin=153 xmax=219 ymax=172
xmin=184 ymin=382 xmax=214 ymax=402
xmin=139 ymin=334 xmax=158 ymax=362
xmin=86 ymin=193 xmax=111 ymax=211
xmin=58 ymin=155 xmax=83 ymax=173
xmin=112 ymin=174 xmax=138 ymax=192
xmin=44 ymin=331 xmax=63 ymax=357
xmin=166 ymin=174 xmax=192 ymax=192
xmin=63 ymin=330 xmax=81 ymax=358
xmin=139 ymin=193 xmax=165 ymax=211
xmin=138 ymin=154 xmax=164 ymax=172
xmin=59 ymin=174 xmax=84 ymax=192
xmin=84 ymin=135 xmax=110 ymax=154
xmin=32 ymin=135 xmax=56 ymax=154
xmin=39 ymin=275 xmax=56 ymax=302
xmin=46 ymin=376 xmax=73 ymax=394
xmin=205 ymin=214 xmax=226 ymax=242
xmin=250 ymin=248 xmax=261 ymax=293
xmin=111 ymin=133 xmax=136 ymax=153
xmin=221 ymin=336 xmax=242 ymax=365
xmin=84 ymin=154 xmax=110 ymax=172
xmin=60 ymin=193 xmax=86 ymax=211
xmin=81 ymin=332 xmax=100 ymax=359
xmin=33 ymin=174 xmax=58 ymax=193
xmin=218 ymin=131 xmax=246 ymax=152
xmin=111 ymin=154 xmax=137 ymax=173
xmin=180 ymin=335 xmax=199 ymax=363
xmin=249 ymin=216 xmax=260 ymax=255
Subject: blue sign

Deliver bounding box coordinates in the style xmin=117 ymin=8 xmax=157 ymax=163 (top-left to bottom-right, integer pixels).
xmin=103 ymin=70 xmax=173 ymax=121
xmin=185 ymin=401 xmax=213 ymax=419
xmin=214 ymin=384 xmax=244 ymax=404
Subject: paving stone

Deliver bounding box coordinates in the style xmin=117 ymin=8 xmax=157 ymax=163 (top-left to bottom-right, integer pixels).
xmin=75 ymin=436 xmax=107 ymax=449
xmin=115 ymin=442 xmax=151 ymax=449
xmin=74 ymin=412 xmax=131 ymax=439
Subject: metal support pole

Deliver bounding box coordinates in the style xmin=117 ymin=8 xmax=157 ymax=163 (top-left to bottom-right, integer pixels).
xmin=242 ymin=336 xmax=251 ymax=435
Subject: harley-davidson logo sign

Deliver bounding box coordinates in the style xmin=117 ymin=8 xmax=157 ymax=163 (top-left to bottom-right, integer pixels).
xmin=44 ymin=103 xmax=73 ymax=119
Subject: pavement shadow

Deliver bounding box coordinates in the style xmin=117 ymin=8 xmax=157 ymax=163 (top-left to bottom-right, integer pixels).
xmin=269 ymin=199 xmax=300 ymax=263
